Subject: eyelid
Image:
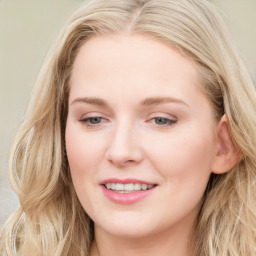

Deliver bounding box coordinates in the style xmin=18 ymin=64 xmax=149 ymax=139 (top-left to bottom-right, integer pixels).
xmin=146 ymin=112 xmax=178 ymax=127
xmin=147 ymin=112 xmax=177 ymax=120
xmin=78 ymin=112 xmax=110 ymax=127
xmin=79 ymin=111 xmax=109 ymax=119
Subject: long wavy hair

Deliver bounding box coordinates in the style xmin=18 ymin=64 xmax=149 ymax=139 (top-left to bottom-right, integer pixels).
xmin=1 ymin=0 xmax=256 ymax=255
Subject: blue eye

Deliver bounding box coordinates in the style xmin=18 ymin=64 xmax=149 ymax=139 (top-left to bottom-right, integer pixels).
xmin=80 ymin=116 xmax=105 ymax=127
xmin=152 ymin=117 xmax=176 ymax=126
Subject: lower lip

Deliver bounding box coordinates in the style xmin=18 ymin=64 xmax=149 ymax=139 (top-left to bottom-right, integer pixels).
xmin=101 ymin=186 xmax=157 ymax=204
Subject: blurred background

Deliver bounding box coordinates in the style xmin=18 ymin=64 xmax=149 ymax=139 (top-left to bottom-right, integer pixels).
xmin=0 ymin=0 xmax=255 ymax=225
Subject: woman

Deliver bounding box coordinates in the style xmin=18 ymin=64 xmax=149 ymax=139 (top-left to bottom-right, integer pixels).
xmin=1 ymin=0 xmax=256 ymax=255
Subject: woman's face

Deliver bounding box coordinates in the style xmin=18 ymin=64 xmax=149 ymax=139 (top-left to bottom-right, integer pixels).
xmin=66 ymin=34 xmax=219 ymax=239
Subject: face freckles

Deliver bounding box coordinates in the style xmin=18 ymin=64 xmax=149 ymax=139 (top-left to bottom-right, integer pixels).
xmin=65 ymin=34 xmax=219 ymax=240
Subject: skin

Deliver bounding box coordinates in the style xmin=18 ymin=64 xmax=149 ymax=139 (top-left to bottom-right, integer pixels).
xmin=65 ymin=34 xmax=230 ymax=256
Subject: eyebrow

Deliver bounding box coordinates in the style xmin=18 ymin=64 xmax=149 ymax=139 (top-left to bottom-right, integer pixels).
xmin=141 ymin=97 xmax=189 ymax=107
xmin=71 ymin=96 xmax=189 ymax=108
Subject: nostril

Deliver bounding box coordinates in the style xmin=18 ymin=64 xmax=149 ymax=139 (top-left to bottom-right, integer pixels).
xmin=105 ymin=149 xmax=142 ymax=166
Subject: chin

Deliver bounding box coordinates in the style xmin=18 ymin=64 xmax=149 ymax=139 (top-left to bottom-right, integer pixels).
xmin=99 ymin=225 xmax=155 ymax=239
xmin=94 ymin=212 xmax=161 ymax=239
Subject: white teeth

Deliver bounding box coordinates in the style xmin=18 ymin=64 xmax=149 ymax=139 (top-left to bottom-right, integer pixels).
xmin=124 ymin=183 xmax=133 ymax=190
xmin=115 ymin=183 xmax=124 ymax=190
xmin=134 ymin=183 xmax=141 ymax=191
xmin=104 ymin=183 xmax=155 ymax=192
xmin=141 ymin=184 xmax=147 ymax=190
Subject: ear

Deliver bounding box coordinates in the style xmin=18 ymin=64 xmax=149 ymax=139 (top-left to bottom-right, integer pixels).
xmin=211 ymin=115 xmax=241 ymax=174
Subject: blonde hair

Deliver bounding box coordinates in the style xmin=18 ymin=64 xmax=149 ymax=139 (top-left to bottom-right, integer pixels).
xmin=1 ymin=0 xmax=256 ymax=255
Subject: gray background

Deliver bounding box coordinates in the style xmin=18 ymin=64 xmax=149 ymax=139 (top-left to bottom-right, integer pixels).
xmin=1 ymin=0 xmax=256 ymax=225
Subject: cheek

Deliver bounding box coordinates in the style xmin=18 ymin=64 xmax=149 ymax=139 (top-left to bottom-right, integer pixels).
xmin=65 ymin=123 xmax=106 ymax=214
xmin=65 ymin=123 xmax=105 ymax=185
xmin=146 ymin=128 xmax=215 ymax=214
xmin=145 ymin=125 xmax=216 ymax=181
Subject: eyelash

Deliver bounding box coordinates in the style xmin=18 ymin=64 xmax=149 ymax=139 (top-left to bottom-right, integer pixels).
xmin=148 ymin=117 xmax=177 ymax=127
xmin=79 ymin=116 xmax=177 ymax=128
xmin=80 ymin=116 xmax=106 ymax=127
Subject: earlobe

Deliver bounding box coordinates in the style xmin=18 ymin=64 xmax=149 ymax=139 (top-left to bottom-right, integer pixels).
xmin=211 ymin=115 xmax=241 ymax=174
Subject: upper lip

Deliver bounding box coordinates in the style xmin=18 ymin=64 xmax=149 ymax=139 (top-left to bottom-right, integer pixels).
xmin=100 ymin=178 xmax=157 ymax=185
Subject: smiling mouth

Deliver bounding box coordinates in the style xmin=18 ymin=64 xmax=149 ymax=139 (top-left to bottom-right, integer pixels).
xmin=104 ymin=183 xmax=157 ymax=193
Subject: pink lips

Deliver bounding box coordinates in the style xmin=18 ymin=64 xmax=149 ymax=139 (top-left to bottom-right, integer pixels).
xmin=100 ymin=178 xmax=157 ymax=204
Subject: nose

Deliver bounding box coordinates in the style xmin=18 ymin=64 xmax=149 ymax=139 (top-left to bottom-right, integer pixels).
xmin=105 ymin=120 xmax=143 ymax=167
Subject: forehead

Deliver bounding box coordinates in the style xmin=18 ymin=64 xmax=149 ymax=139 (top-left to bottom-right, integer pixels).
xmin=69 ymin=34 xmax=206 ymax=108
xmin=71 ymin=33 xmax=198 ymax=79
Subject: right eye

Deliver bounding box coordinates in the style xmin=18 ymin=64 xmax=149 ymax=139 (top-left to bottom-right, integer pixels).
xmin=79 ymin=116 xmax=107 ymax=127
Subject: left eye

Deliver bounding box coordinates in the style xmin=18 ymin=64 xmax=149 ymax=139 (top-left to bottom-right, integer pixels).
xmin=150 ymin=117 xmax=176 ymax=126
